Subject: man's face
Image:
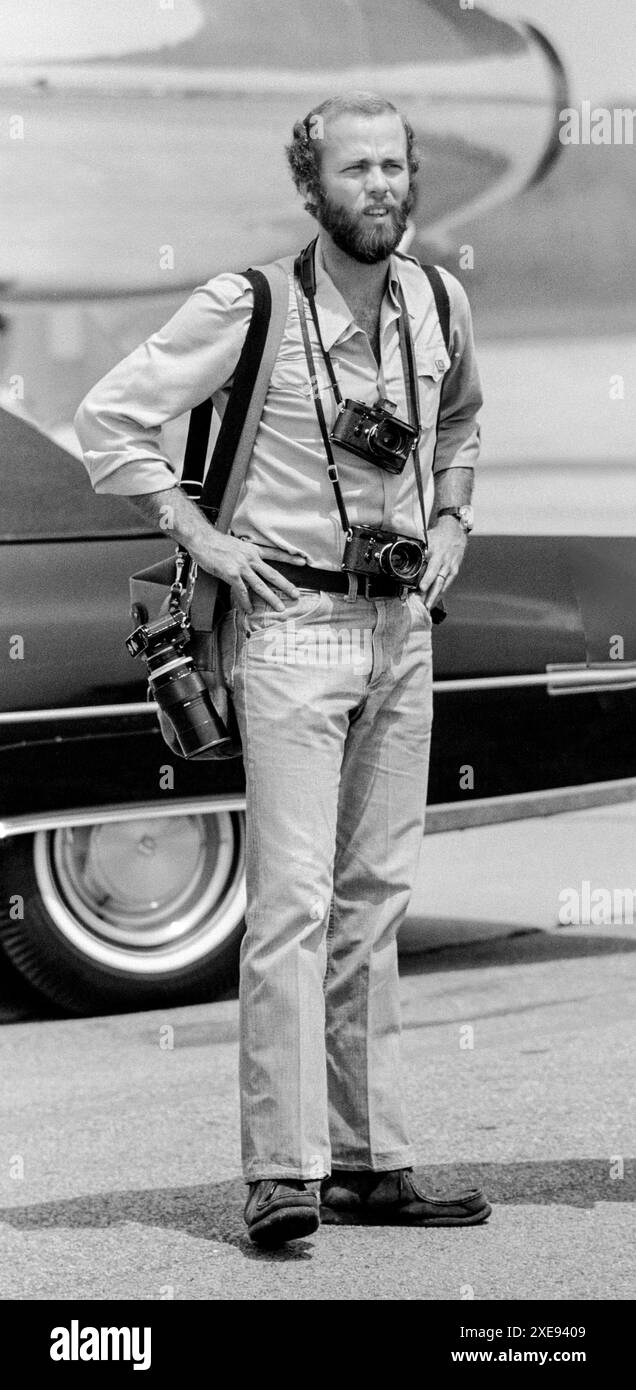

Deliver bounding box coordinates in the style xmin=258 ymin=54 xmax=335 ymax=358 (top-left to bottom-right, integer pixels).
xmin=311 ymin=112 xmax=413 ymax=265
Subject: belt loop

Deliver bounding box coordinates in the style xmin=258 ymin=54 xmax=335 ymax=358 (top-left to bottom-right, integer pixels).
xmin=344 ymin=572 xmax=359 ymax=603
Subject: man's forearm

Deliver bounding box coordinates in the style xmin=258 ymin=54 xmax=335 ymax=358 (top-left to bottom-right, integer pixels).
xmin=430 ymin=466 xmax=474 ymax=524
xmin=131 ymin=486 xmax=217 ymax=565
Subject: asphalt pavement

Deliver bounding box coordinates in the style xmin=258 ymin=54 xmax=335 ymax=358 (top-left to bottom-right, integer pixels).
xmin=1 ymin=920 xmax=634 ymax=1301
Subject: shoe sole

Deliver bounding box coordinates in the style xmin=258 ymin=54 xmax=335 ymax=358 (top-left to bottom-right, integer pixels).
xmin=320 ymin=1201 xmax=492 ymax=1228
xmin=248 ymin=1206 xmax=320 ymax=1248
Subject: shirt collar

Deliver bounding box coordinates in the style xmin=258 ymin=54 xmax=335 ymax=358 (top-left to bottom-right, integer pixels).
xmin=313 ymin=235 xmax=416 ymax=351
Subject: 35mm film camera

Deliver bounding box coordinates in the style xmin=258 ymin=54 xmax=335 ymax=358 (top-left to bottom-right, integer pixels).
xmin=342 ymin=524 xmax=428 ymax=589
xmin=331 ymin=397 xmax=418 ymax=475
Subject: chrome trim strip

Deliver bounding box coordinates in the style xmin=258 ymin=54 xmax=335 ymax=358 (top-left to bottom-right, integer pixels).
xmin=0 ymin=702 xmax=154 ymax=725
xmin=435 ymin=666 xmax=636 ymax=694
xmin=2 ymin=780 xmax=635 ymax=843
xmin=425 ymin=777 xmax=636 ymax=834
xmin=546 ymin=662 xmax=636 ymax=697
xmin=2 ymin=663 xmax=636 ymax=726
xmin=0 ymin=794 xmax=247 ymax=841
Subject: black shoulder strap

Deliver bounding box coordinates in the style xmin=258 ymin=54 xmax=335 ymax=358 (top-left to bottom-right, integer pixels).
xmin=419 ymin=264 xmax=451 ymax=356
xmin=418 ymin=263 xmax=451 ymax=625
xmin=180 ymin=399 xmax=213 ymax=498
xmin=180 ymin=267 xmax=272 ymax=522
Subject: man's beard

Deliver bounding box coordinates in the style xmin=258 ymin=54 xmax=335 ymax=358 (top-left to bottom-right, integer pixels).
xmin=312 ymin=186 xmax=413 ymax=265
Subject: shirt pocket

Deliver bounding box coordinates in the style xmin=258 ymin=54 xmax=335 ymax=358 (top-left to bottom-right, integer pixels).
xmin=268 ymin=300 xmax=321 ymax=397
xmin=415 ymin=345 xmax=451 ymax=428
xmin=268 ymin=344 xmax=313 ymax=396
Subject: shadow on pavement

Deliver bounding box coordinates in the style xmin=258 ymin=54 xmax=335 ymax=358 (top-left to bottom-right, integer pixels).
xmin=0 ymin=1179 xmax=313 ymax=1261
xmin=1 ymin=1160 xmax=634 ymax=1255
xmin=400 ymin=928 xmax=636 ymax=976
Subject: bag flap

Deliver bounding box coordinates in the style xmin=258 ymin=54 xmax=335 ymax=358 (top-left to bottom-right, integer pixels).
xmin=129 ymin=555 xmax=177 ymax=624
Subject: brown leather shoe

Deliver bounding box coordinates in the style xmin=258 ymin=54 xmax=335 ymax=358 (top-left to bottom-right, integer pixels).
xmin=244 ymin=1179 xmax=320 ymax=1247
xmin=320 ymin=1168 xmax=491 ymax=1227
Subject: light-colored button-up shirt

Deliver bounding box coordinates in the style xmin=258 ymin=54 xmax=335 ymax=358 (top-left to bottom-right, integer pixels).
xmin=74 ymin=237 xmax=482 ymax=569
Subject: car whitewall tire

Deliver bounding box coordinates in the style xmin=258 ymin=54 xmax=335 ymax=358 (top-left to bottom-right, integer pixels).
xmin=0 ymin=809 xmax=246 ymax=1014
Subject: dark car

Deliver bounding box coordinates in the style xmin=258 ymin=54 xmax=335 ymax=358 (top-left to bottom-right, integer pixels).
xmin=2 ymin=407 xmax=636 ymax=1014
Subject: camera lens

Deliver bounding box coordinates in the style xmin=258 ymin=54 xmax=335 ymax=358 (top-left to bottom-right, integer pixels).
xmin=380 ymin=539 xmax=424 ymax=583
xmin=368 ymin=419 xmax=405 ymax=457
xmin=149 ymin=650 xmax=233 ymax=758
xmin=145 ymin=640 xmax=189 ymax=679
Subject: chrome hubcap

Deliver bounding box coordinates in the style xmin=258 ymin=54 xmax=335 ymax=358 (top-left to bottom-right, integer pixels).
xmin=34 ymin=811 xmax=246 ymax=973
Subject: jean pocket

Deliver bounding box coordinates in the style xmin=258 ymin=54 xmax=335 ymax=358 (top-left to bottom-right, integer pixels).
xmin=243 ymin=587 xmax=327 ymax=636
xmin=407 ymin=588 xmax=433 ymax=632
xmin=218 ymin=607 xmax=241 ymax=693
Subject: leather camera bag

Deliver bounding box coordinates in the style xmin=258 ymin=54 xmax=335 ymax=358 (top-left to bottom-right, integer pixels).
xmin=128 ymin=261 xmax=289 ymax=758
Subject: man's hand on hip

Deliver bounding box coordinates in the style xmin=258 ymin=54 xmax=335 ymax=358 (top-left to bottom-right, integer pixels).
xmin=130 ymin=485 xmax=300 ymax=613
xmin=189 ymin=531 xmax=301 ymax=613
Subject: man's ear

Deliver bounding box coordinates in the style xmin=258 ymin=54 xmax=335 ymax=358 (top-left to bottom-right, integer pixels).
xmin=306 ymin=114 xmax=325 ymax=143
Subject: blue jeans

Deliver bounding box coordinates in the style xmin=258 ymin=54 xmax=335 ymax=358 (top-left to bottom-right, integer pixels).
xmin=219 ymin=585 xmax=434 ymax=1181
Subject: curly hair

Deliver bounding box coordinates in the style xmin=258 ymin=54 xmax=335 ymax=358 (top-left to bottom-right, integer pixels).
xmin=285 ymin=92 xmax=420 ymax=216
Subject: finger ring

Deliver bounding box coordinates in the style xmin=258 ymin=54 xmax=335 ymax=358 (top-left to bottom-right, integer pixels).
xmin=438 ymin=570 xmax=449 ymax=580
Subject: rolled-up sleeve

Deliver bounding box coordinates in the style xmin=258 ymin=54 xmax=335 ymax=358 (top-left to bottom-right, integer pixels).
xmin=432 ymin=269 xmax=483 ymax=474
xmin=73 ymin=273 xmax=254 ymax=494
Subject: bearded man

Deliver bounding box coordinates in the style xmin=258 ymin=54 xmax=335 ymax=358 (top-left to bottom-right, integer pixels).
xmin=75 ymin=91 xmax=490 ymax=1247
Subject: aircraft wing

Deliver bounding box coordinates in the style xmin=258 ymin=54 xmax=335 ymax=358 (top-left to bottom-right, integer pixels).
xmin=0 ymin=0 xmax=567 ymax=298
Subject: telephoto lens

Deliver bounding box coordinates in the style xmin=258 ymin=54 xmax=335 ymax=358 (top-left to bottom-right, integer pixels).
xmin=146 ymin=636 xmax=233 ymax=759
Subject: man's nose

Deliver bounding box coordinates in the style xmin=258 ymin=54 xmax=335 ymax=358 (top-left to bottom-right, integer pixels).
xmin=365 ymin=165 xmax=390 ymax=196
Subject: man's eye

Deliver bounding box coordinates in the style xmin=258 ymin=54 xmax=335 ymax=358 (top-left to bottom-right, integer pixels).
xmin=341 ymin=161 xmax=404 ymax=174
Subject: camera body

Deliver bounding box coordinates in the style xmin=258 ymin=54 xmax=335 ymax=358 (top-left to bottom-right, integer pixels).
xmin=126 ymin=609 xmax=189 ymax=661
xmin=331 ymin=397 xmax=418 ymax=474
xmin=126 ymin=610 xmax=234 ymax=759
xmin=343 ymin=524 xmax=428 ymax=590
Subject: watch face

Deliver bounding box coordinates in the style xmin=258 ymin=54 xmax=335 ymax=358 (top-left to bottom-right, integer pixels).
xmin=458 ymin=504 xmax=474 ymax=532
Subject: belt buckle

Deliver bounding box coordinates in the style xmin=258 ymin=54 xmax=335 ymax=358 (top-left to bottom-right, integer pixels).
xmin=362 ymin=575 xmax=373 ymax=599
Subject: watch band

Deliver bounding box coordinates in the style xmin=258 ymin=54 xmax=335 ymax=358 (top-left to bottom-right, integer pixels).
xmin=437 ymin=505 xmax=473 ymax=534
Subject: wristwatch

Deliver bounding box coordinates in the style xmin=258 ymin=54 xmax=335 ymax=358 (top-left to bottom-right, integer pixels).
xmin=437 ymin=504 xmax=474 ymax=534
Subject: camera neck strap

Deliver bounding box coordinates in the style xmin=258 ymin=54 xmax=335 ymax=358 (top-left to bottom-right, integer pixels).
xmin=293 ymin=239 xmax=429 ymax=545
xmin=393 ymin=277 xmax=428 ymax=545
xmin=293 ymin=251 xmax=353 ymax=535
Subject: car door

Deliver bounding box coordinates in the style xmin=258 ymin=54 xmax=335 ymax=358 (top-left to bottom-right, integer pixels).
xmin=427 ymin=534 xmax=636 ymax=805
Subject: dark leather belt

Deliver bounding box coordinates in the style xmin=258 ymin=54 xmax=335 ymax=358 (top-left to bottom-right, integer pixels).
xmin=267 ymin=560 xmax=404 ymax=599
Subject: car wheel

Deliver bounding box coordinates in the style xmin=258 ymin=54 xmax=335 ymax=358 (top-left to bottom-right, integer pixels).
xmin=0 ymin=810 xmax=246 ymax=1015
